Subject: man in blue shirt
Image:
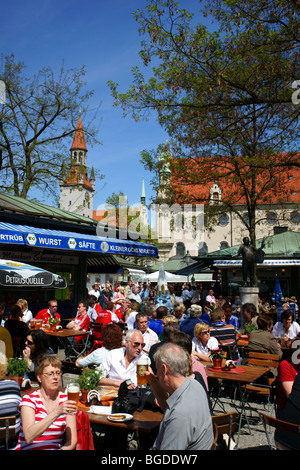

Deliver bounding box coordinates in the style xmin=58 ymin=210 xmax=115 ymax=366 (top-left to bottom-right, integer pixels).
xmin=223 ymin=303 xmax=240 ymax=330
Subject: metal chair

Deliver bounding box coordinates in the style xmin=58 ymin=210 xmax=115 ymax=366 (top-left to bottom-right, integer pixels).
xmin=89 ymin=322 xmax=103 ymax=352
xmin=212 ymin=411 xmax=238 ymax=450
xmin=0 ymin=416 xmax=16 ymax=450
xmin=259 ymin=412 xmax=300 ymax=450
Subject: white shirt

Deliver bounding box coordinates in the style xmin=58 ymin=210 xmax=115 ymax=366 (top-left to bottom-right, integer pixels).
xmin=22 ymin=309 xmax=33 ymax=325
xmin=129 ymin=293 xmax=142 ymax=304
xmin=100 ymin=347 xmax=150 ymax=386
xmin=78 ymin=347 xmax=109 ymax=368
xmin=126 ymin=311 xmax=138 ymax=330
xmin=272 ymin=321 xmax=300 ymax=339
xmin=88 ymin=288 xmax=100 ymax=300
xmin=141 ymin=327 xmax=159 ymax=354
xmin=192 ymin=336 xmax=219 ymax=355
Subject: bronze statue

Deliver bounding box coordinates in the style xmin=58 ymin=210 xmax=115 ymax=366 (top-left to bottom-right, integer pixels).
xmin=237 ymin=236 xmax=265 ymax=287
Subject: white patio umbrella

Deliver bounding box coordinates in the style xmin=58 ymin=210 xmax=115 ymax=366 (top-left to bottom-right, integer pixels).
xmin=0 ymin=259 xmax=66 ymax=288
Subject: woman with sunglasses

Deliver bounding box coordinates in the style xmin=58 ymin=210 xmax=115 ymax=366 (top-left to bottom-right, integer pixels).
xmin=23 ymin=329 xmax=54 ymax=381
xmin=191 ymin=323 xmax=219 ymax=362
xmin=16 ymin=354 xmax=77 ymax=450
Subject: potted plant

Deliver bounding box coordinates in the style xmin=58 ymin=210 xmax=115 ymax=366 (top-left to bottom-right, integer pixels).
xmin=7 ymin=357 xmax=28 ymax=385
xmin=210 ymin=348 xmax=225 ymax=368
xmin=245 ymin=323 xmax=257 ymax=338
xmin=49 ymin=316 xmax=60 ymax=330
xmin=76 ymin=367 xmax=103 ymax=403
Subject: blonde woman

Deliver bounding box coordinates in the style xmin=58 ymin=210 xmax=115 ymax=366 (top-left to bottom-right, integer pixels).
xmin=192 ymin=323 xmax=219 ymax=362
xmin=17 ymin=299 xmax=33 ymax=325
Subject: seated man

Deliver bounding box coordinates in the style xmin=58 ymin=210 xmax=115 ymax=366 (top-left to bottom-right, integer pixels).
xmin=99 ymin=329 xmax=150 ymax=389
xmin=66 ymin=300 xmax=90 ymax=344
xmin=35 ymin=300 xmax=61 ymax=327
xmin=150 ymin=343 xmax=213 ymax=450
xmin=209 ymin=307 xmax=239 ymax=361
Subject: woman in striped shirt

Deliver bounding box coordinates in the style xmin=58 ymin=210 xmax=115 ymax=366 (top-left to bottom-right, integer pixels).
xmin=16 ymin=355 xmax=77 ymax=450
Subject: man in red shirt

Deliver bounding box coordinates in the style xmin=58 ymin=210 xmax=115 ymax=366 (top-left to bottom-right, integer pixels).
xmin=66 ymin=300 xmax=90 ymax=343
xmin=35 ymin=300 xmax=61 ymax=326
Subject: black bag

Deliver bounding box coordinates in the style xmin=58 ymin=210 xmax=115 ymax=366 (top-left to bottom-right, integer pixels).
xmin=111 ymin=379 xmax=157 ymax=414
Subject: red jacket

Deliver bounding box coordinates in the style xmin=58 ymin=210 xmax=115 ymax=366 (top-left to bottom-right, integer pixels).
xmin=76 ymin=410 xmax=94 ymax=450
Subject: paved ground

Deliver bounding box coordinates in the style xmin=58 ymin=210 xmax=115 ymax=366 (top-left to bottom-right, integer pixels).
xmin=211 ymin=393 xmax=275 ymax=451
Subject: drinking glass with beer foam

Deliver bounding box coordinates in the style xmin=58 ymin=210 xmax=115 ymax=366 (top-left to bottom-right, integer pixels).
xmin=137 ymin=357 xmax=148 ymax=388
xmin=66 ymin=382 xmax=80 ymax=414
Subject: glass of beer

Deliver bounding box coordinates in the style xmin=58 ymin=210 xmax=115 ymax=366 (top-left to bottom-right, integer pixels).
xmin=137 ymin=357 xmax=148 ymax=388
xmin=66 ymin=382 xmax=80 ymax=414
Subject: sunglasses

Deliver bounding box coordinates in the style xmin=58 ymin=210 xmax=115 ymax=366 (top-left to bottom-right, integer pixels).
xmin=131 ymin=341 xmax=146 ymax=348
xmin=26 ymin=339 xmax=34 ymax=345
xmin=201 ymin=331 xmax=210 ymax=335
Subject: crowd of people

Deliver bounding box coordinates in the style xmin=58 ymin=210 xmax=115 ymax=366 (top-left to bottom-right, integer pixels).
xmin=1 ymin=279 xmax=300 ymax=450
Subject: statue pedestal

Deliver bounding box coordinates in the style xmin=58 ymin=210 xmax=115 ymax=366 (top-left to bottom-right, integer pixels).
xmin=239 ymin=287 xmax=259 ymax=311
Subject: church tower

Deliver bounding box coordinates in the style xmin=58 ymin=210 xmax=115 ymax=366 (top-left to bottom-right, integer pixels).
xmin=59 ymin=116 xmax=95 ymax=218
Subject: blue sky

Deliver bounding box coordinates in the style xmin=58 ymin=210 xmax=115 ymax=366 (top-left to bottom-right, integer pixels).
xmin=1 ymin=0 xmax=201 ymax=210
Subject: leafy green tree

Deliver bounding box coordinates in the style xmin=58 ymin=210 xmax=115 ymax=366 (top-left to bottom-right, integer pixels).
xmin=108 ymin=0 xmax=300 ymax=247
xmin=0 ymin=54 xmax=102 ymax=201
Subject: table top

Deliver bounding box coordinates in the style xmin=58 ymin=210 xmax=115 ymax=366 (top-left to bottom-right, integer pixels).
xmin=203 ymin=363 xmax=270 ymax=383
xmin=81 ymin=406 xmax=163 ymax=433
xmin=43 ymin=328 xmax=89 ymax=338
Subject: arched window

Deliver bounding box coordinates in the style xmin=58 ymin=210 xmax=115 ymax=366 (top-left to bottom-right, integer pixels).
xmin=198 ymin=242 xmax=208 ymax=255
xmin=176 ymin=242 xmax=185 ymax=257
xmin=220 ymin=241 xmax=229 ymax=250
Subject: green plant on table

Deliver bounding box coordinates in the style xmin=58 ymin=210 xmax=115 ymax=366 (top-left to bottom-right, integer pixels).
xmin=7 ymin=357 xmax=28 ymax=377
xmin=49 ymin=316 xmax=60 ymax=325
xmin=76 ymin=366 xmax=103 ymax=391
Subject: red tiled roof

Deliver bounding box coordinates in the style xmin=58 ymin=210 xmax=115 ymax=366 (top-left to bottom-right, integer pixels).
xmin=171 ymin=155 xmax=300 ymax=205
xmin=70 ymin=117 xmax=88 ymax=152
xmin=64 ymin=165 xmax=94 ymax=190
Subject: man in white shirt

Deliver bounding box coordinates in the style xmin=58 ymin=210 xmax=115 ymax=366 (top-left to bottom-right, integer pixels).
xmin=129 ymin=287 xmax=142 ymax=304
xmin=135 ymin=312 xmax=159 ymax=355
xmin=99 ymin=329 xmax=150 ymax=388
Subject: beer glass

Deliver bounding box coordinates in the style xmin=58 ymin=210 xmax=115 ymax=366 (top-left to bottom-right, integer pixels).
xmin=136 ymin=357 xmax=148 ymax=388
xmin=67 ymin=382 xmax=80 ymax=414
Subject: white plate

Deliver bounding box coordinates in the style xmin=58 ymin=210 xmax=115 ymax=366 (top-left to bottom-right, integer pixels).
xmin=107 ymin=413 xmax=133 ymax=422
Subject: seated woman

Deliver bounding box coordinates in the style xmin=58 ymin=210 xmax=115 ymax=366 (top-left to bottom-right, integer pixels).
xmin=272 ymin=310 xmax=300 ymax=342
xmin=16 ymin=299 xmax=33 ymax=326
xmin=192 ymin=322 xmax=219 ymax=362
xmin=248 ymin=315 xmax=283 ymax=359
xmin=0 ymin=352 xmax=22 ymax=449
xmin=23 ymin=329 xmax=54 ymax=381
xmin=75 ymin=322 xmax=123 ymax=368
xmin=16 ymin=354 xmax=77 ymax=450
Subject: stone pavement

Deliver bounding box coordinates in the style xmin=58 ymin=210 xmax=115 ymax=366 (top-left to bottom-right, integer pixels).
xmin=212 ymin=391 xmax=275 ymax=450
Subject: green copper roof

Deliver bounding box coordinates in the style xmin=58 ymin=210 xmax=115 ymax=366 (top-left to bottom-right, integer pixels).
xmin=0 ymin=192 xmax=97 ymax=226
xmin=204 ymin=231 xmax=300 ymax=259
